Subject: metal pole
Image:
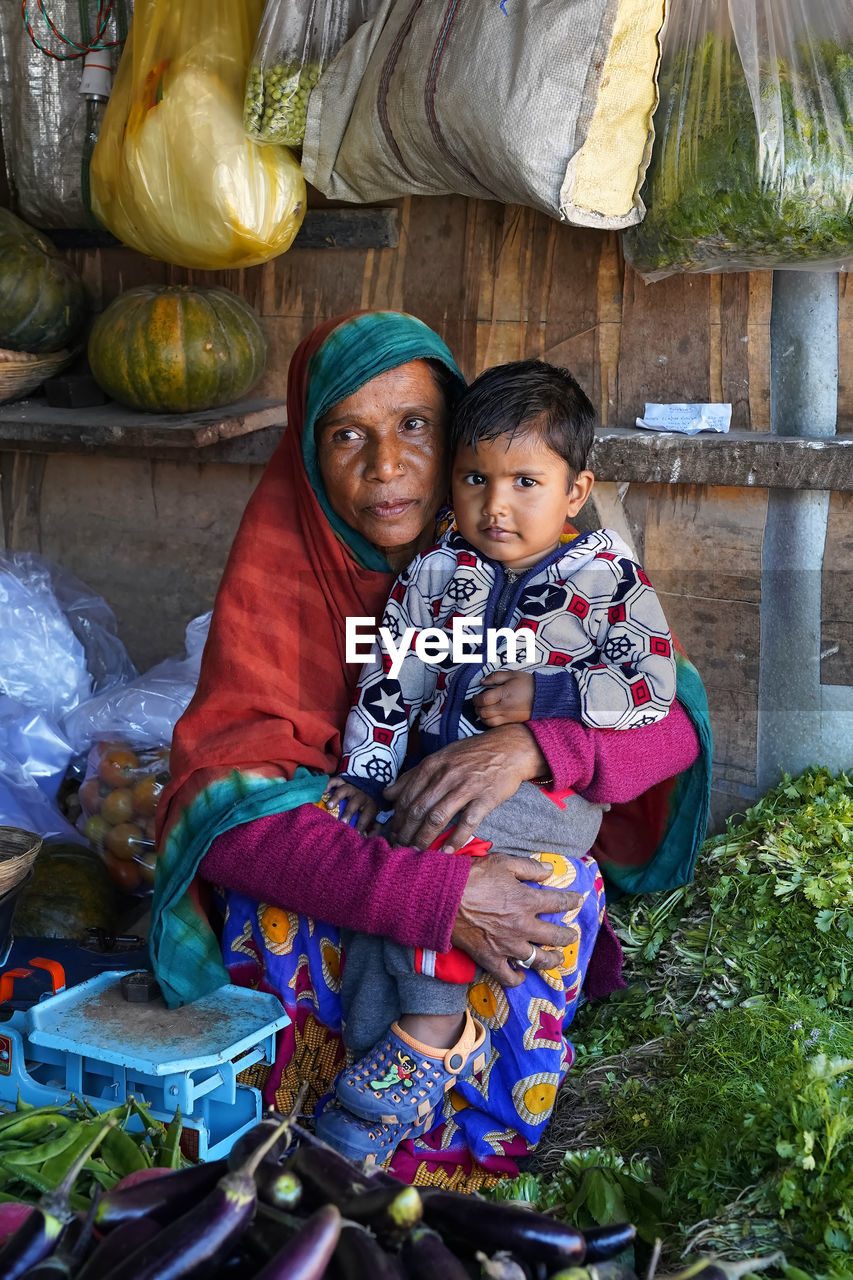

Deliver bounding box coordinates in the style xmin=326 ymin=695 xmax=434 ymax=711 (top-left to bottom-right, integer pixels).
xmin=757 ymin=270 xmax=840 ymax=794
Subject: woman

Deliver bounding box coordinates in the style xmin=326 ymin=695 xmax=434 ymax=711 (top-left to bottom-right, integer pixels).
xmin=152 ymin=311 xmax=711 ymax=1186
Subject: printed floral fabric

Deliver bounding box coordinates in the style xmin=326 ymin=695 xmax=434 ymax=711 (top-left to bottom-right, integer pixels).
xmin=220 ymin=817 xmax=604 ymax=1189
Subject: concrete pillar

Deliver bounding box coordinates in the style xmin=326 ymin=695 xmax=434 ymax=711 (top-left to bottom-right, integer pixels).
xmin=757 ymin=271 xmax=839 ymax=794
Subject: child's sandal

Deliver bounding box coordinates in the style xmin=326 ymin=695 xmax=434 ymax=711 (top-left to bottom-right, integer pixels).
xmin=315 ymin=1100 xmax=436 ymax=1168
xmin=335 ymin=1009 xmax=490 ymax=1125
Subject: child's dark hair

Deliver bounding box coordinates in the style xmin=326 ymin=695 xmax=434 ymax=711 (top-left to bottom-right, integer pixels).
xmin=449 ymin=359 xmax=596 ymax=476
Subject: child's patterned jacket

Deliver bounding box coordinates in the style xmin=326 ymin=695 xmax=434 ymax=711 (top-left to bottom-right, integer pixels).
xmin=340 ymin=525 xmax=676 ymax=799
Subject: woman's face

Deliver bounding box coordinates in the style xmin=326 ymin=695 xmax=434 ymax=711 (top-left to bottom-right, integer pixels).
xmin=316 ymin=360 xmax=448 ymax=567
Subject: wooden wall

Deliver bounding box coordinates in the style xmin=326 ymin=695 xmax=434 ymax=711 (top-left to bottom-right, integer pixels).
xmin=3 ymin=194 xmax=852 ymax=824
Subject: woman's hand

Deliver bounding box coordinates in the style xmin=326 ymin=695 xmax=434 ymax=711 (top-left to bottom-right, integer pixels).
xmin=451 ymin=853 xmax=580 ymax=987
xmin=381 ymin=723 xmax=548 ymax=852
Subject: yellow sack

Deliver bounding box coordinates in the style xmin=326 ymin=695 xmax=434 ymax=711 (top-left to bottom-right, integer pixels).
xmin=91 ymin=0 xmax=306 ymax=270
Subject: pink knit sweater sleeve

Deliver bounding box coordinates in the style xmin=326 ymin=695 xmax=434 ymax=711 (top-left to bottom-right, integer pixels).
xmin=528 ymin=701 xmax=701 ymax=803
xmin=200 ymin=707 xmax=700 ymax=945
xmin=199 ymin=805 xmax=469 ymax=953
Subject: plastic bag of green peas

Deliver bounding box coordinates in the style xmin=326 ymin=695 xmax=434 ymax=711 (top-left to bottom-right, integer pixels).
xmin=244 ymin=0 xmax=379 ymax=147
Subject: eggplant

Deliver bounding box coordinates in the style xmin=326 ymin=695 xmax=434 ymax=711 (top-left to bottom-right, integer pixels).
xmin=98 ymin=1118 xmax=292 ymax=1280
xmin=246 ymin=1204 xmax=304 ymax=1263
xmin=75 ymin=1219 xmax=161 ymax=1280
xmin=325 ymin=1222 xmax=406 ymax=1280
xmin=581 ymin=1223 xmax=637 ymax=1263
xmin=94 ymin=1159 xmax=229 ymax=1231
xmin=286 ymin=1143 xmax=374 ymax=1207
xmin=335 ymin=1183 xmax=422 ymax=1246
xmin=228 ymin=1119 xmax=293 ymax=1171
xmin=401 ymin=1224 xmax=471 ymax=1279
xmin=256 ymin=1164 xmax=303 ymax=1212
xmin=13 ymin=1219 xmax=87 ymax=1279
xmin=0 ymin=1121 xmax=111 ymax=1280
xmin=422 ymin=1190 xmax=586 ymax=1276
xmin=251 ymin=1204 xmax=341 ymax=1280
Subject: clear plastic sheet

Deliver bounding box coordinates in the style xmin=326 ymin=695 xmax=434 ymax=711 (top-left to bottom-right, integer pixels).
xmin=0 ymin=557 xmax=91 ymax=723
xmin=90 ymin=0 xmax=307 ymax=269
xmin=63 ymin=612 xmax=211 ymax=756
xmin=0 ymin=747 xmax=83 ymax=844
xmin=0 ymin=1 xmax=131 ymax=228
xmin=623 ymin=0 xmax=853 ymax=279
xmin=0 ymin=553 xmax=136 ymax=728
xmin=0 ymin=697 xmax=74 ymax=803
xmin=244 ymin=0 xmax=377 ymax=147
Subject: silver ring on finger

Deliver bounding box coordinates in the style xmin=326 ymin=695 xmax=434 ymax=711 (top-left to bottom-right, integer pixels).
xmin=514 ymin=945 xmax=537 ymax=970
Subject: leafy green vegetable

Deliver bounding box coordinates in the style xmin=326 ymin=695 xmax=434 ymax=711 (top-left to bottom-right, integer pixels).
xmin=488 ymin=1147 xmax=664 ymax=1246
xmin=624 ymin=26 xmax=853 ymax=277
xmin=575 ymin=768 xmax=853 ymax=1066
xmin=529 ymin=768 xmax=853 ymax=1279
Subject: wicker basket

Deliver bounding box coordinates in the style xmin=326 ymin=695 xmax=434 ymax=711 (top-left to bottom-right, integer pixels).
xmin=0 ymin=827 xmax=43 ymax=895
xmin=0 ymin=346 xmax=74 ymax=404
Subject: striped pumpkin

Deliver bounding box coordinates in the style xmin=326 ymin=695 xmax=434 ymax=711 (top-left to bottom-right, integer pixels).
xmin=87 ymin=285 xmax=268 ymax=413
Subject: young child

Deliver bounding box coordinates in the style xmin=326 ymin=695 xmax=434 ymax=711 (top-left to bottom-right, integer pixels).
xmin=318 ymin=359 xmax=676 ymax=1158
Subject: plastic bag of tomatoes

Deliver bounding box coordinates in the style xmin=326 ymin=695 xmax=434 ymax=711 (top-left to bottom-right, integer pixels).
xmin=77 ymin=741 xmax=170 ymax=895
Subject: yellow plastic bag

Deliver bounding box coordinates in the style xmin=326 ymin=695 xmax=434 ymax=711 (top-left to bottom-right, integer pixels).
xmin=91 ymin=0 xmax=306 ymax=270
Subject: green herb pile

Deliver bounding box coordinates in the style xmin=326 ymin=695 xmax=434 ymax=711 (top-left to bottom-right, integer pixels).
xmin=624 ymin=32 xmax=853 ymax=277
xmin=500 ymin=768 xmax=853 ymax=1280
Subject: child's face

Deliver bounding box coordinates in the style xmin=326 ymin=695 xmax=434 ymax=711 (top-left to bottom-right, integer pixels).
xmin=452 ymin=429 xmax=594 ymax=572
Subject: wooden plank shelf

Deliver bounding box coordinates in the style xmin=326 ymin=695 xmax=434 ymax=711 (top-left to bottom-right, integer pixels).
xmin=0 ymin=398 xmax=851 ymax=489
xmin=44 ymin=207 xmax=400 ymax=253
xmin=0 ymin=397 xmax=285 ymax=453
xmin=591 ymin=426 xmax=853 ymax=492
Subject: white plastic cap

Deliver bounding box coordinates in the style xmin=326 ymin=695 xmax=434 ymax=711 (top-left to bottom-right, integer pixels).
xmin=79 ymin=50 xmax=112 ymax=100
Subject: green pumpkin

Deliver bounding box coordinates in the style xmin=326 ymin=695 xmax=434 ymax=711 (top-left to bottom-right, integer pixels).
xmin=0 ymin=209 xmax=88 ymax=353
xmin=13 ymin=842 xmax=116 ymax=940
xmin=87 ymin=285 xmax=269 ymax=413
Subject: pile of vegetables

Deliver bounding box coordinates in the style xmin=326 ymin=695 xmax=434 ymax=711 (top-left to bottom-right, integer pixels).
xmin=624 ymin=30 xmax=853 ymax=278
xmin=511 ymin=768 xmax=853 ymax=1280
xmin=0 ymin=1097 xmax=186 ymax=1211
xmin=0 ymin=1107 xmax=646 ymax=1279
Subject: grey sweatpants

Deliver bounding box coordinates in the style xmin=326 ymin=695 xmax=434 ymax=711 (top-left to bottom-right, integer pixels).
xmin=340 ymin=782 xmax=604 ymax=1055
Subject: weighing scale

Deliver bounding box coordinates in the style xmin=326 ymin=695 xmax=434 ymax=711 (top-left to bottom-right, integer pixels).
xmin=0 ymin=960 xmax=289 ymax=1160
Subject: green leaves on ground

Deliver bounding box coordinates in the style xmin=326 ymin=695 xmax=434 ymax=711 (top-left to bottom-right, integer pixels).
xmin=540 ymin=768 xmax=853 ymax=1280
